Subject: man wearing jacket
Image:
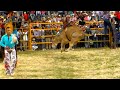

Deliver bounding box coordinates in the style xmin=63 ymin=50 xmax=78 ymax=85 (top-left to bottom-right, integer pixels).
xmin=0 ymin=22 xmax=18 ymax=75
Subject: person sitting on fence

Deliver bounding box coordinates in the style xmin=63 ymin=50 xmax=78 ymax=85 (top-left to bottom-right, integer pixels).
xmin=0 ymin=22 xmax=18 ymax=75
xmin=33 ymin=26 xmax=41 ymax=50
xmin=32 ymin=38 xmax=38 ymax=50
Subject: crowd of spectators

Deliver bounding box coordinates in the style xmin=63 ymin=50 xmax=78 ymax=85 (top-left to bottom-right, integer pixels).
xmin=0 ymin=11 xmax=120 ymax=51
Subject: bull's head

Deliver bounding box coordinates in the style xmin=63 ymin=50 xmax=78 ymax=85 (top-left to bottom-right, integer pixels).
xmin=52 ymin=35 xmax=61 ymax=49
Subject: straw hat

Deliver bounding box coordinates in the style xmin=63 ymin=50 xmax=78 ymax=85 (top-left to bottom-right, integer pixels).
xmin=5 ymin=22 xmax=13 ymax=31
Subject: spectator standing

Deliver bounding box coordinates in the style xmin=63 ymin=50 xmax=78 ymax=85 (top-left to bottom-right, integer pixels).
xmin=23 ymin=12 xmax=29 ymax=22
xmin=22 ymin=28 xmax=28 ymax=51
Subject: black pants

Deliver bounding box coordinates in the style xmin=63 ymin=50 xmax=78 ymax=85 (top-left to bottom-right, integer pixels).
xmin=0 ymin=47 xmax=4 ymax=59
xmin=15 ymin=45 xmax=17 ymax=60
xmin=1 ymin=47 xmax=4 ymax=59
xmin=35 ymin=38 xmax=42 ymax=50
xmin=114 ymin=17 xmax=120 ymax=30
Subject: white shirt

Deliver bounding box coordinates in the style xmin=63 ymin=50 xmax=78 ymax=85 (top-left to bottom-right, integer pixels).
xmin=33 ymin=30 xmax=41 ymax=37
xmin=92 ymin=11 xmax=96 ymax=16
xmin=36 ymin=11 xmax=41 ymax=15
xmin=53 ymin=17 xmax=57 ymax=22
xmin=88 ymin=16 xmax=91 ymax=21
xmin=23 ymin=32 xmax=28 ymax=41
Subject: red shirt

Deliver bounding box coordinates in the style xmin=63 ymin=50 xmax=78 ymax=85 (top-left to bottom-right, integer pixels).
xmin=114 ymin=11 xmax=119 ymax=16
xmin=117 ymin=13 xmax=120 ymax=20
xmin=0 ymin=23 xmax=4 ymax=29
xmin=114 ymin=11 xmax=120 ymax=20
xmin=23 ymin=14 xmax=29 ymax=21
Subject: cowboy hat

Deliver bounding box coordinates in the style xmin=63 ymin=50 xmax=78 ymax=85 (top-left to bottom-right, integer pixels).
xmin=5 ymin=22 xmax=13 ymax=30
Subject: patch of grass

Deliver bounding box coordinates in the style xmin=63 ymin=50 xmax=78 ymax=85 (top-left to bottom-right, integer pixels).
xmin=53 ymin=67 xmax=75 ymax=79
xmin=1 ymin=47 xmax=120 ymax=79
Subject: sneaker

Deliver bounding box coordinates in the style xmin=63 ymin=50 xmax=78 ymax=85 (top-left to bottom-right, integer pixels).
xmin=6 ymin=73 xmax=11 ymax=76
xmin=10 ymin=70 xmax=15 ymax=76
xmin=10 ymin=72 xmax=15 ymax=76
xmin=42 ymin=49 xmax=46 ymax=51
xmin=6 ymin=70 xmax=10 ymax=75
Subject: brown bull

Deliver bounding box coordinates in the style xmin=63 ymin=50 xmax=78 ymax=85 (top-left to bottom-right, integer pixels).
xmin=52 ymin=25 xmax=86 ymax=52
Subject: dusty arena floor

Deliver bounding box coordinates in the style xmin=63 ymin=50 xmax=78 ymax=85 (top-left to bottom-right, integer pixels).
xmin=0 ymin=47 xmax=120 ymax=79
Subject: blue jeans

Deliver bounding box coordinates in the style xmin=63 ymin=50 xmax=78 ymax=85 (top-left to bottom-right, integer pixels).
xmin=93 ymin=36 xmax=98 ymax=48
xmin=85 ymin=36 xmax=90 ymax=48
xmin=35 ymin=38 xmax=42 ymax=50
xmin=41 ymin=39 xmax=46 ymax=49
xmin=104 ymin=19 xmax=113 ymax=34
